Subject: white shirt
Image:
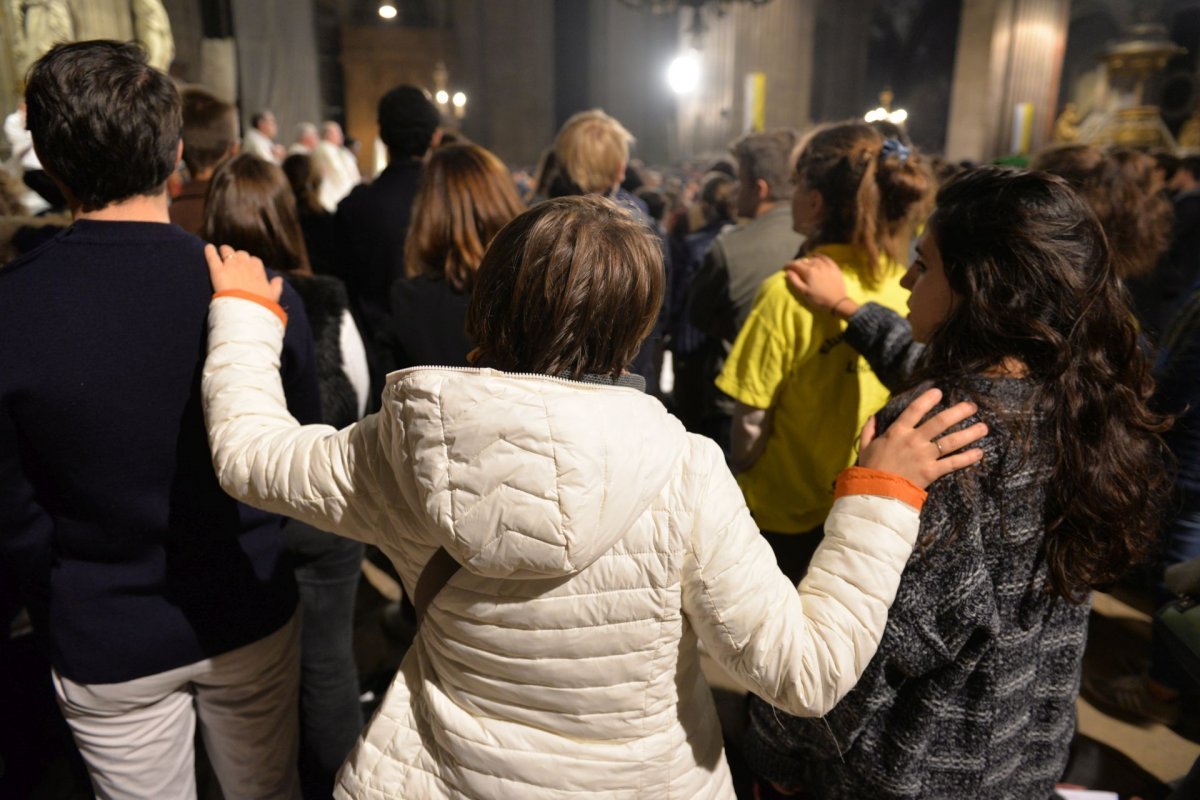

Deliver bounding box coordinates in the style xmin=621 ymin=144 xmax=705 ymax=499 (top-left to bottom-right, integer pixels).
xmin=4 ymin=110 xmax=41 ymax=171
xmin=313 ymin=140 xmax=361 ymax=212
xmin=243 ymin=128 xmax=279 ymax=164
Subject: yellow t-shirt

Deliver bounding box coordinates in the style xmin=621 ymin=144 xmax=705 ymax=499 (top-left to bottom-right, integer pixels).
xmin=716 ymin=244 xmax=910 ymax=534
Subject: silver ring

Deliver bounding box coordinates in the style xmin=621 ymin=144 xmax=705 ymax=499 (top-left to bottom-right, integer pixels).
xmin=933 ymin=439 xmax=944 ymax=456
xmin=223 ymin=252 xmax=235 ymax=261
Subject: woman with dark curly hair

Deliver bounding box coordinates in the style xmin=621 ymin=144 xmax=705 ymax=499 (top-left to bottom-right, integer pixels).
xmin=744 ymin=167 xmax=1170 ymax=799
xmin=1031 ymin=144 xmax=1175 ymax=339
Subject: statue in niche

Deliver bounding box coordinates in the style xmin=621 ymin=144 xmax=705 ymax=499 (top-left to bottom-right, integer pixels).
xmin=1053 ymin=103 xmax=1082 ymax=143
xmin=8 ymin=0 xmax=174 ymax=79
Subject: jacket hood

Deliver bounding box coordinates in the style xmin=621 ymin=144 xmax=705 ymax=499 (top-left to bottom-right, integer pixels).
xmin=384 ymin=368 xmax=688 ymax=580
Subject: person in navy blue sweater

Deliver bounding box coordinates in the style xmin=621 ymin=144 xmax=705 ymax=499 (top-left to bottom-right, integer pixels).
xmin=0 ymin=40 xmax=320 ymax=799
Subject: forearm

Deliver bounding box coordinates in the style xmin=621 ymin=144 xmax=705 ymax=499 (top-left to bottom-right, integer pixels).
xmin=685 ymin=463 xmax=923 ymax=719
xmin=729 ymin=402 xmax=771 ymax=473
xmin=844 ymin=302 xmax=924 ymax=392
xmin=203 ymin=296 xmax=391 ymax=544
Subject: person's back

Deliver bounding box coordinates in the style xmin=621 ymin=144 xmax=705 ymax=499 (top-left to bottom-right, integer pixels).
xmin=549 ymin=109 xmax=668 ymax=396
xmin=717 ymin=123 xmax=933 ymax=578
xmin=388 ymin=275 xmax=472 ymax=367
xmin=742 ymin=167 xmax=1169 ymax=799
xmin=0 ymin=40 xmax=320 ymax=799
xmin=171 ymin=87 xmax=239 ymax=236
xmin=0 ymin=224 xmax=315 ymax=679
xmin=335 ymin=86 xmax=440 ymax=344
xmin=746 ymin=380 xmax=1084 ymax=797
xmin=200 ymin=195 xmax=988 ymax=799
xmin=688 ymin=130 xmax=803 ymax=346
xmin=386 ymin=143 xmax=524 ymax=370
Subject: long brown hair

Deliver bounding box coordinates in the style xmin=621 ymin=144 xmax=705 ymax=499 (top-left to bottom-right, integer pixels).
xmin=203 ymin=153 xmax=312 ymax=275
xmin=915 ymin=167 xmax=1170 ymax=601
xmin=281 ymin=153 xmax=325 ymax=218
xmin=404 ymin=143 xmax=524 ymax=292
xmin=1031 ymin=144 xmax=1172 ymax=279
xmin=793 ymin=121 xmax=933 ymax=286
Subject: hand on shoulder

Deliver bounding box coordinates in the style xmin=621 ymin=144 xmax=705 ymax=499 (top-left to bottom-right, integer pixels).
xmin=205 ymin=243 xmax=283 ymax=302
xmin=857 ymin=388 xmax=986 ymax=489
xmin=784 ymin=254 xmax=859 ymax=320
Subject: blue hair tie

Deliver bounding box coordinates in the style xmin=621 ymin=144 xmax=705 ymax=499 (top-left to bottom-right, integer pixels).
xmin=880 ymin=138 xmax=911 ymax=164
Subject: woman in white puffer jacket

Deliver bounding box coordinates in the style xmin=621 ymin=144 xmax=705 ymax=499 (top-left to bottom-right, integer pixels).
xmin=201 ymin=196 xmax=985 ymax=800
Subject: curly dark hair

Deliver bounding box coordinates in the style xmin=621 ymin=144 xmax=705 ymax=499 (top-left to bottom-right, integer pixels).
xmin=1031 ymin=144 xmax=1172 ymax=279
xmin=912 ymin=167 xmax=1170 ymax=601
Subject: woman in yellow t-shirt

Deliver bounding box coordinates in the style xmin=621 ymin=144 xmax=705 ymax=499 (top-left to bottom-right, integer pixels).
xmin=717 ymin=121 xmax=933 ymax=580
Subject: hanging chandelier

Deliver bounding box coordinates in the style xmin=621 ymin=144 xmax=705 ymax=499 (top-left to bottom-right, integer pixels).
xmin=617 ymin=0 xmax=773 ymax=40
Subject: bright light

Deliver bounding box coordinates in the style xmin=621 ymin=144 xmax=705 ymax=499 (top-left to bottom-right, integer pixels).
xmin=864 ymin=107 xmax=909 ymax=125
xmin=667 ymin=51 xmax=701 ymax=95
xmin=378 ymin=3 xmax=397 ymax=19
xmin=435 ymin=90 xmax=449 ymax=105
xmin=452 ymin=91 xmax=467 ymax=108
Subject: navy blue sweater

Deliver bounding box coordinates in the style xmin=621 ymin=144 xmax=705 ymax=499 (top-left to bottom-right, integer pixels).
xmin=0 ymin=220 xmax=321 ymax=684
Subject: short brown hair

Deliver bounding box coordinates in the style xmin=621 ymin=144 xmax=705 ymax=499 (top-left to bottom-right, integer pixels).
xmin=203 ymin=153 xmax=310 ymax=275
xmin=554 ymin=109 xmax=634 ymax=195
xmin=26 ymin=40 xmax=181 ymax=211
xmin=181 ymin=86 xmax=237 ymax=177
xmin=467 ymin=196 xmax=664 ymax=378
xmin=730 ymin=129 xmax=797 ymax=201
xmin=405 ymin=143 xmax=525 ymax=292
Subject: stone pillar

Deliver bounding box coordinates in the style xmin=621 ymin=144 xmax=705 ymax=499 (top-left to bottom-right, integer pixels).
xmin=811 ymin=0 xmax=871 ymax=124
xmin=945 ymin=0 xmax=1071 ymax=162
xmin=449 ymin=0 xmax=556 ymax=167
xmin=583 ymin=0 xmax=679 ymax=166
xmin=675 ymin=0 xmax=816 ymax=160
xmin=231 ymin=0 xmax=323 ymax=156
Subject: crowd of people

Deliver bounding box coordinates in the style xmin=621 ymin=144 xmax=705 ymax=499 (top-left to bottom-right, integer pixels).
xmin=1 ymin=36 xmax=1198 ymax=800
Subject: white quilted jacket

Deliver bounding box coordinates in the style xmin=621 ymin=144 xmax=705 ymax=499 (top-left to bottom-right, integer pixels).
xmin=202 ymin=297 xmax=921 ymax=800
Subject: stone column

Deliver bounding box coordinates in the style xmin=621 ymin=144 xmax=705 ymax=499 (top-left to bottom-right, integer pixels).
xmin=945 ymin=0 xmax=1071 ymax=162
xmin=674 ymin=0 xmax=816 ymax=161
xmin=449 ymin=0 xmax=556 ymax=167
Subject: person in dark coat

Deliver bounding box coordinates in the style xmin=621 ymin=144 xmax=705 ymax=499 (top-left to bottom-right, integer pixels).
xmin=334 ymin=85 xmax=441 ymax=358
xmin=0 ymin=41 xmax=321 ymax=798
xmin=386 ymin=143 xmax=524 ymax=369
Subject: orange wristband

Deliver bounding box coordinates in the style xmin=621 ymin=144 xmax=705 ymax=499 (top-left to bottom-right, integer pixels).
xmin=834 ymin=466 xmax=926 ymax=510
xmin=213 ymin=289 xmax=288 ymax=327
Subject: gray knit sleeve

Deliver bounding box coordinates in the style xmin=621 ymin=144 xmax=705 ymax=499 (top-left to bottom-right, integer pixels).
xmin=741 ymin=449 xmax=999 ymax=787
xmin=844 ymin=302 xmax=924 ymax=392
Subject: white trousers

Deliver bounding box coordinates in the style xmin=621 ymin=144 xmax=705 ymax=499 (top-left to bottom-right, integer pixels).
xmin=53 ymin=612 xmax=302 ymax=800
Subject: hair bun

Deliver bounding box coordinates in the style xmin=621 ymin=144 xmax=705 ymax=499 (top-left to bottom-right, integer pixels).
xmin=875 ymin=149 xmax=933 ymax=223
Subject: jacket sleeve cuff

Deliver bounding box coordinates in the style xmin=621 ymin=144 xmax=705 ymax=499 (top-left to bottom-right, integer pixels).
xmin=844 ymin=301 xmax=900 ymax=351
xmin=212 ymin=289 xmax=288 ymax=327
xmin=834 ymin=466 xmax=926 ymax=511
